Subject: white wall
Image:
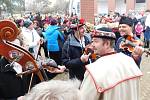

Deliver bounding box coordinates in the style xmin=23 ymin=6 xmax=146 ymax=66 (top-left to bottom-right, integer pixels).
xmin=97 ymin=0 xmax=108 ymax=14
xmin=97 ymin=0 xmax=126 ymax=15
xmin=115 ymin=0 xmax=126 ymax=14
xmin=69 ymin=0 xmax=146 ymax=17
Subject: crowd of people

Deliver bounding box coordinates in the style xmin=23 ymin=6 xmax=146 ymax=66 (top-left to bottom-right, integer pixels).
xmin=0 ymin=9 xmax=150 ymax=100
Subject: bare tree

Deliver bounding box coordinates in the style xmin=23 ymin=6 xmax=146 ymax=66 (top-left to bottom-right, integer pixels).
xmin=0 ymin=0 xmax=25 ymax=16
xmin=26 ymin=0 xmax=52 ymax=13
xmin=52 ymin=0 xmax=69 ymax=14
xmin=0 ymin=0 xmax=12 ymax=15
xmin=25 ymin=0 xmax=69 ymax=14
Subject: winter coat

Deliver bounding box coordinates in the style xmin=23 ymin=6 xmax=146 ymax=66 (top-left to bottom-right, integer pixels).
xmin=43 ymin=25 xmax=65 ymax=52
xmin=61 ymin=34 xmax=90 ymax=81
xmin=0 ymin=58 xmax=25 ymax=99
xmin=144 ymin=26 xmax=150 ymax=41
xmin=21 ymin=27 xmax=41 ymax=58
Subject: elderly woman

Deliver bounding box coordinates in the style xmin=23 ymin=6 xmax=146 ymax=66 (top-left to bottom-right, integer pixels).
xmin=21 ymin=20 xmax=42 ymax=58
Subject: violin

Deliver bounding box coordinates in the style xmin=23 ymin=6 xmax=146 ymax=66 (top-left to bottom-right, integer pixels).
xmin=84 ymin=44 xmax=97 ymax=61
xmin=39 ymin=58 xmax=66 ymax=73
xmin=16 ymin=57 xmax=66 ymax=76
xmin=120 ymin=35 xmax=150 ymax=56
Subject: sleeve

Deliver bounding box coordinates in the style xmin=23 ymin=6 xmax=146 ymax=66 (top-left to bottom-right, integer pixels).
xmin=58 ymin=30 xmax=65 ymax=42
xmin=115 ymin=37 xmax=123 ymax=52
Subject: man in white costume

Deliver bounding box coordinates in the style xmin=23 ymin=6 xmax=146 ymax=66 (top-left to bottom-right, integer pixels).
xmin=80 ymin=27 xmax=143 ymax=100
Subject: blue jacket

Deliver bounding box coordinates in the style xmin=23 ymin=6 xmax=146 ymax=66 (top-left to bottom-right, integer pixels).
xmin=43 ymin=25 xmax=64 ymax=51
xmin=144 ymin=26 xmax=150 ymax=41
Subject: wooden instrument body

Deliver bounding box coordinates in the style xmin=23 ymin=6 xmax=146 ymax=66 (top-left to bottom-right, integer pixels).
xmin=0 ymin=20 xmax=44 ymax=81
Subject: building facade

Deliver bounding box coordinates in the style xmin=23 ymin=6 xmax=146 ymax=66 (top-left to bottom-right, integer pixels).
xmin=70 ymin=0 xmax=150 ymax=23
xmin=97 ymin=0 xmax=150 ymax=14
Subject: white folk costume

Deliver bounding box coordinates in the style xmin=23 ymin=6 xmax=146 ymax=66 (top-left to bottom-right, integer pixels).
xmin=80 ymin=52 xmax=142 ymax=100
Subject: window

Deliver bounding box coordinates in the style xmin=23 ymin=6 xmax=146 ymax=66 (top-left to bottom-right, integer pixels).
xmin=124 ymin=0 xmax=145 ymax=3
xmin=136 ymin=0 xmax=145 ymax=3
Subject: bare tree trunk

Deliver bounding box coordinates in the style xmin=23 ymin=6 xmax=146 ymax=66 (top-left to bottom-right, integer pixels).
xmin=0 ymin=7 xmax=1 ymax=16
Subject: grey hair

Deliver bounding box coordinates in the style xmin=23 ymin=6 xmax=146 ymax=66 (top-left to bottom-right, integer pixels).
xmin=24 ymin=79 xmax=81 ymax=100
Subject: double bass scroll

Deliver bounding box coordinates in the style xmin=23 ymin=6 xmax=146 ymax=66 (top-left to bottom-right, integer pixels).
xmin=0 ymin=20 xmax=20 ymax=42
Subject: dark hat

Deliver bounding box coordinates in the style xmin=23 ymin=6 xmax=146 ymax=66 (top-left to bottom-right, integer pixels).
xmin=15 ymin=19 xmax=23 ymax=27
xmin=15 ymin=19 xmax=23 ymax=24
xmin=92 ymin=27 xmax=116 ymax=40
xmin=50 ymin=18 xmax=57 ymax=25
xmin=24 ymin=20 xmax=32 ymax=28
xmin=119 ymin=16 xmax=133 ymax=27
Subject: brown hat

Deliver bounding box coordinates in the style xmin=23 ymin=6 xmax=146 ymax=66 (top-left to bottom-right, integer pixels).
xmin=92 ymin=27 xmax=116 ymax=40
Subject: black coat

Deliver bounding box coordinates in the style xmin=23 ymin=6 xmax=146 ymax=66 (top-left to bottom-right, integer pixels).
xmin=61 ymin=34 xmax=90 ymax=81
xmin=0 ymin=58 xmax=26 ymax=99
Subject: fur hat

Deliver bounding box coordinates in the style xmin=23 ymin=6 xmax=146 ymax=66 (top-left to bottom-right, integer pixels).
xmin=92 ymin=27 xmax=116 ymax=40
xmin=119 ymin=16 xmax=133 ymax=27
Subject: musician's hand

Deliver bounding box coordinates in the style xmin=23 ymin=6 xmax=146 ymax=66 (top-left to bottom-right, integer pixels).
xmin=80 ymin=54 xmax=90 ymax=63
xmin=47 ymin=66 xmax=66 ymax=73
xmin=17 ymin=96 xmax=24 ymax=100
xmin=58 ymin=65 xmax=66 ymax=72
xmin=40 ymin=38 xmax=44 ymax=44
xmin=132 ymin=46 xmax=144 ymax=56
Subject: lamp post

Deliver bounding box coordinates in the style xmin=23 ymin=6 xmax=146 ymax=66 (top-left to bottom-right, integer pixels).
xmin=24 ymin=0 xmax=26 ymax=12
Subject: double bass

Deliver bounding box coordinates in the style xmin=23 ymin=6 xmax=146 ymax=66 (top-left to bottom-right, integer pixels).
xmin=0 ymin=20 xmax=45 ymax=81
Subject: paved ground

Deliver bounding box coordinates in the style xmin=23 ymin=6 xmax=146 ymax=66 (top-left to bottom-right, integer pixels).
xmin=140 ymin=53 xmax=150 ymax=100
